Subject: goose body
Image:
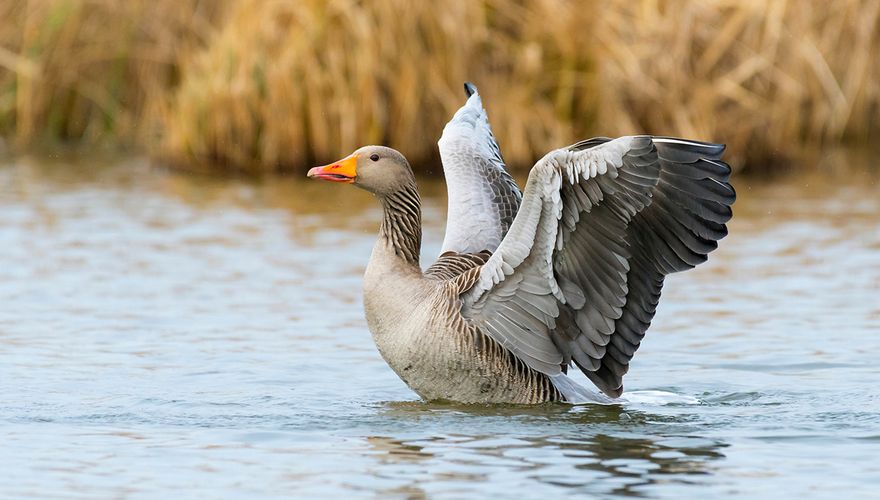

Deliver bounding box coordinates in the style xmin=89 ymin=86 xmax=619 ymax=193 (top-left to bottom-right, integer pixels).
xmin=363 ymin=242 xmax=563 ymax=403
xmin=308 ymin=84 xmax=735 ymax=404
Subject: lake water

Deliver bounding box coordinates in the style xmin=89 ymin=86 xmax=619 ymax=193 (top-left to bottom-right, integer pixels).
xmin=1 ymin=155 xmax=878 ymax=498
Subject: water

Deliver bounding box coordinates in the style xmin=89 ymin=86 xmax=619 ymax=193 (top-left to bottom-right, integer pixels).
xmin=1 ymin=155 xmax=878 ymax=498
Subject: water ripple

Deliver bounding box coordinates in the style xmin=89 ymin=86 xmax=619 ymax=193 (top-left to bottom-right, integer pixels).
xmin=1 ymin=158 xmax=879 ymax=497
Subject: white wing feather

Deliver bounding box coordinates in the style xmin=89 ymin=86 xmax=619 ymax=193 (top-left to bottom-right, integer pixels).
xmin=438 ymin=86 xmax=521 ymax=254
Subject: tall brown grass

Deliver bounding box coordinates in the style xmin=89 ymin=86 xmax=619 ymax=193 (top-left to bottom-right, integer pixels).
xmin=0 ymin=0 xmax=225 ymax=145
xmin=160 ymin=0 xmax=597 ymax=172
xmin=2 ymin=0 xmax=879 ymax=173
xmin=594 ymin=0 xmax=880 ymax=168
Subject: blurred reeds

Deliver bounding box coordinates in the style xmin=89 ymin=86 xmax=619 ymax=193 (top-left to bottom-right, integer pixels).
xmin=595 ymin=0 xmax=880 ymax=170
xmin=0 ymin=0 xmax=225 ymax=146
xmin=1 ymin=0 xmax=879 ymax=174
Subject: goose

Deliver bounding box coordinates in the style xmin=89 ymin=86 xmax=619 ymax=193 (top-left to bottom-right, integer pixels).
xmin=307 ymin=83 xmax=735 ymax=404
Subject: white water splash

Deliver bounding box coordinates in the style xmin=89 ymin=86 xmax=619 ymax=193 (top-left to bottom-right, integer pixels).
xmin=619 ymin=390 xmax=701 ymax=406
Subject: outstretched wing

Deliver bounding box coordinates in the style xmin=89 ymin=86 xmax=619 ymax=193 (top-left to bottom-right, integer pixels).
xmin=438 ymin=83 xmax=522 ymax=254
xmin=568 ymin=137 xmax=733 ymax=396
xmin=460 ymin=136 xmax=734 ymax=398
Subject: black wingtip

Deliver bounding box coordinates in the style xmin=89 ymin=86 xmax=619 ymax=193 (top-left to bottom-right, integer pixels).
xmin=463 ymin=82 xmax=477 ymax=97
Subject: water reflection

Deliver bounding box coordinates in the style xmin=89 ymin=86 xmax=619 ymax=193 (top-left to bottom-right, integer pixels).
xmin=366 ymin=430 xmax=725 ymax=497
xmin=370 ymin=402 xmax=726 ymax=496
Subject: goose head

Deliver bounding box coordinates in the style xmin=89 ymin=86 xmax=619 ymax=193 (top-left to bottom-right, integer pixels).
xmin=307 ymin=145 xmax=414 ymax=196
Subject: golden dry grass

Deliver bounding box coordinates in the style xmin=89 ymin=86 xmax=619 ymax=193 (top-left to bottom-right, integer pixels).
xmin=160 ymin=0 xmax=597 ymax=173
xmin=2 ymin=0 xmax=879 ymax=173
xmin=0 ymin=0 xmax=225 ymax=145
xmin=594 ymin=0 xmax=880 ymax=169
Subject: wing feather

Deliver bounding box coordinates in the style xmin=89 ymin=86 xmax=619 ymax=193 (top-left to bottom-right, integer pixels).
xmin=438 ymin=83 xmax=522 ymax=254
xmin=457 ymin=135 xmax=734 ymax=399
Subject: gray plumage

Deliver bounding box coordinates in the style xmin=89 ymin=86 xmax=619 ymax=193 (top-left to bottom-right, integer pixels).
xmin=309 ymin=84 xmax=734 ymax=404
xmin=461 ymin=135 xmax=734 ymax=399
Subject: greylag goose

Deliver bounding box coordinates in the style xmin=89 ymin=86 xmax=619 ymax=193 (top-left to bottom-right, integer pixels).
xmin=308 ymin=83 xmax=735 ymax=404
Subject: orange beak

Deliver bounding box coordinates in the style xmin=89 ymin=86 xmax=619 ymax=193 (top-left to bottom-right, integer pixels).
xmin=307 ymin=154 xmax=358 ymax=183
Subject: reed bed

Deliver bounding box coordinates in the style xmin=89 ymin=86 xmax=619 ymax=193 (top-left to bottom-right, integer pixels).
xmin=160 ymin=0 xmax=597 ymax=172
xmin=594 ymin=0 xmax=880 ymax=170
xmin=2 ymin=0 xmax=879 ymax=173
xmin=0 ymin=0 xmax=225 ymax=146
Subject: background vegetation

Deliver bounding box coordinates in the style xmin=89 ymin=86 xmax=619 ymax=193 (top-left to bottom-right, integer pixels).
xmin=1 ymin=0 xmax=878 ymax=174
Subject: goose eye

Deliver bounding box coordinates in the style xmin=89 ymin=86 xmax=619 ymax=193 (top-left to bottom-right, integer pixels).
xmin=369 ymin=154 xmax=380 ymax=162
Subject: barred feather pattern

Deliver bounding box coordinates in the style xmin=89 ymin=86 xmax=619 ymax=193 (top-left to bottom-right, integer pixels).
xmin=446 ymin=267 xmax=564 ymax=403
xmin=380 ymin=183 xmax=422 ymax=265
xmin=424 ymin=251 xmax=491 ymax=280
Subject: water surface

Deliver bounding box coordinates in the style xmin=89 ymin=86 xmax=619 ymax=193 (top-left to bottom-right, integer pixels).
xmin=1 ymin=156 xmax=878 ymax=498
